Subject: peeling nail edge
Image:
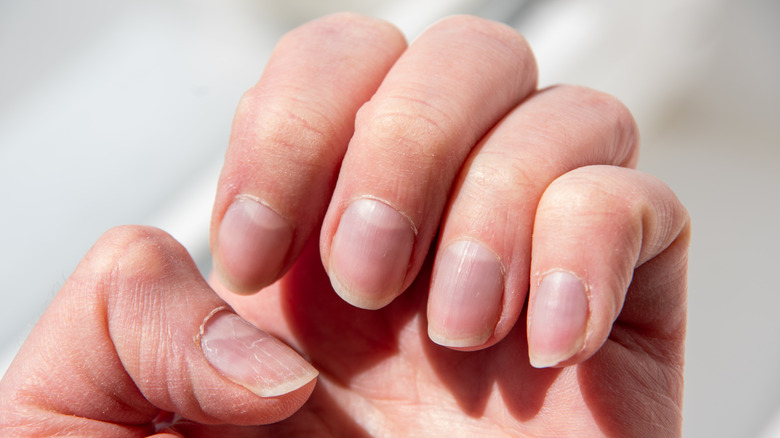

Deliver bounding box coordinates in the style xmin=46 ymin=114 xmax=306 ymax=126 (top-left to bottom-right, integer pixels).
xmin=198 ymin=305 xmax=232 ymax=339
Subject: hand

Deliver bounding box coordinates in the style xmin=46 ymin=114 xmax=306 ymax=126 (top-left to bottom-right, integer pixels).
xmin=0 ymin=13 xmax=690 ymax=437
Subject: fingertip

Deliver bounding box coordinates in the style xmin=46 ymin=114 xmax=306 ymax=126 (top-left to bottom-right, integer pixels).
xmin=528 ymin=271 xmax=589 ymax=368
xmin=326 ymin=198 xmax=415 ymax=310
xmin=213 ymin=196 xmax=294 ymax=295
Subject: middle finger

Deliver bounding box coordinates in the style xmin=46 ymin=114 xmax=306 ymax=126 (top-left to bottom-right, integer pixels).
xmin=321 ymin=16 xmax=538 ymax=309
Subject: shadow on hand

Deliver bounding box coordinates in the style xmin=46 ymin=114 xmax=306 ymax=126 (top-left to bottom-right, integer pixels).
xmin=280 ymin=237 xmax=560 ymax=426
xmin=265 ymin=383 xmax=372 ymax=437
xmin=165 ymin=388 xmax=370 ymax=437
xmin=280 ymin=237 xmax=423 ymax=384
xmin=576 ymin=257 xmax=686 ymax=438
xmin=421 ymin=305 xmax=561 ymax=420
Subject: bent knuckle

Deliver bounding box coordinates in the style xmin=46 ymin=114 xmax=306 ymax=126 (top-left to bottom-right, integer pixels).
xmin=356 ymin=96 xmax=458 ymax=163
xmin=545 ymin=168 xmax=635 ymax=221
xmin=435 ymin=15 xmax=528 ymax=51
xmin=586 ymin=90 xmax=637 ymax=149
xmin=558 ymin=85 xmax=639 ymax=162
xmin=290 ymin=12 xmax=403 ymax=43
xmin=260 ymin=100 xmax=339 ymax=163
xmin=433 ymin=15 xmax=537 ymax=78
xmin=78 ymin=226 xmax=184 ymax=289
xmin=235 ymin=91 xmax=342 ymax=171
xmin=464 ymin=155 xmax=536 ymax=203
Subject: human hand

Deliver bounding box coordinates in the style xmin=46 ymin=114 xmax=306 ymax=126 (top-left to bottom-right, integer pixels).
xmin=0 ymin=226 xmax=321 ymax=436
xmin=209 ymin=13 xmax=690 ymax=436
xmin=0 ymin=13 xmax=690 ymax=437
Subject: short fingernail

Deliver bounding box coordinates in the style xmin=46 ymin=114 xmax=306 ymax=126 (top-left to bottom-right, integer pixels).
xmin=216 ymin=196 xmax=293 ymax=293
xmin=427 ymin=240 xmax=504 ymax=348
xmin=528 ymin=271 xmax=589 ymax=368
xmin=200 ymin=310 xmax=318 ymax=397
xmin=328 ymin=198 xmax=415 ymax=309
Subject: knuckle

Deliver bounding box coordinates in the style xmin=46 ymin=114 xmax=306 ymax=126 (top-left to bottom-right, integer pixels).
xmin=78 ymin=226 xmax=184 ymax=287
xmin=558 ymin=85 xmax=639 ymax=162
xmin=302 ymin=12 xmax=400 ymax=41
xmin=545 ymin=168 xmax=634 ymax=220
xmin=356 ymin=96 xmax=457 ymax=162
xmin=464 ymin=155 xmax=536 ymax=202
xmin=542 ymin=169 xmax=643 ymax=278
xmin=261 ymin=100 xmax=339 ymax=162
xmin=586 ymin=90 xmax=637 ymax=147
xmin=431 ymin=15 xmax=536 ymax=75
xmin=236 ymin=91 xmax=341 ymax=169
xmin=434 ymin=15 xmax=526 ymax=49
xmin=563 ymin=85 xmax=635 ymax=128
xmin=303 ymin=11 xmax=376 ymax=30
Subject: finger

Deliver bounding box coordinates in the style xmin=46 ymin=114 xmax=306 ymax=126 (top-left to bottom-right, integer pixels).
xmin=527 ymin=166 xmax=690 ymax=368
xmin=210 ymin=13 xmax=406 ymax=294
xmin=426 ymin=85 xmax=639 ymax=349
xmin=320 ymin=16 xmax=538 ymax=309
xmin=0 ymin=226 xmax=317 ymax=435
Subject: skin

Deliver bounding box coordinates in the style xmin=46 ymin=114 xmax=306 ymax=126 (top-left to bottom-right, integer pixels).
xmin=0 ymin=13 xmax=690 ymax=437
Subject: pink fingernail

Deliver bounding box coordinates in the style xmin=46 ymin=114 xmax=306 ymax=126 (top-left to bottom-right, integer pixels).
xmin=328 ymin=198 xmax=415 ymax=309
xmin=216 ymin=196 xmax=293 ymax=293
xmin=427 ymin=240 xmax=504 ymax=348
xmin=528 ymin=271 xmax=589 ymax=368
xmin=200 ymin=310 xmax=318 ymax=397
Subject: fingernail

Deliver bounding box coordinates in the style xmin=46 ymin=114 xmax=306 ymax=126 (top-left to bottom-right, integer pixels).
xmin=200 ymin=310 xmax=318 ymax=397
xmin=529 ymin=271 xmax=589 ymax=368
xmin=216 ymin=196 xmax=293 ymax=293
xmin=328 ymin=198 xmax=415 ymax=309
xmin=427 ymin=240 xmax=504 ymax=348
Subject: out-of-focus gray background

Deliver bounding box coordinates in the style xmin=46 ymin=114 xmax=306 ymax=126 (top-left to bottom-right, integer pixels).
xmin=1 ymin=0 xmax=778 ymax=436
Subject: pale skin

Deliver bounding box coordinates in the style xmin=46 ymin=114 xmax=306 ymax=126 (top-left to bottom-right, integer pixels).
xmin=0 ymin=13 xmax=690 ymax=437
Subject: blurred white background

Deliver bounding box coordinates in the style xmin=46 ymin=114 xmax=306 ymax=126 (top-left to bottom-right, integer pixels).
xmin=1 ymin=0 xmax=778 ymax=436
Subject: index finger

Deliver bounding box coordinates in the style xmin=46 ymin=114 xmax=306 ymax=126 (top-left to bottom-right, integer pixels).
xmin=210 ymin=13 xmax=407 ymax=294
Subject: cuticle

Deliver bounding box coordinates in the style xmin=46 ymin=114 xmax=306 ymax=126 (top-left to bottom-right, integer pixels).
xmin=349 ymin=194 xmax=419 ymax=235
xmin=195 ymin=306 xmax=231 ymax=345
xmin=233 ymin=194 xmax=295 ymax=227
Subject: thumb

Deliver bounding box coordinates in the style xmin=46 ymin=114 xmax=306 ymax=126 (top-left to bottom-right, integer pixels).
xmin=0 ymin=226 xmax=317 ymax=435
